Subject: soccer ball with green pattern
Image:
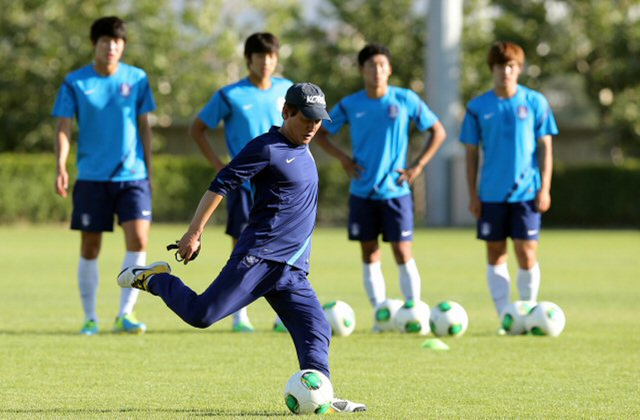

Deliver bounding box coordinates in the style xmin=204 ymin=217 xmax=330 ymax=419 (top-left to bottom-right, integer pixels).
xmin=500 ymin=300 xmax=536 ymax=335
xmin=525 ymin=301 xmax=566 ymax=337
xmin=429 ymin=300 xmax=469 ymax=337
xmin=284 ymin=369 xmax=334 ymax=415
xmin=373 ymin=298 xmax=404 ymax=332
xmin=323 ymin=300 xmax=356 ymax=336
xmin=394 ymin=300 xmax=431 ymax=335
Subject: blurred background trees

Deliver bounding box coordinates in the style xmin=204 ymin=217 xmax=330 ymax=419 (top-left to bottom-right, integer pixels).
xmin=1 ymin=0 xmax=639 ymax=159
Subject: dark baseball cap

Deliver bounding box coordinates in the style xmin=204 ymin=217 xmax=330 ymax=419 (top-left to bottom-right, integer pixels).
xmin=284 ymin=82 xmax=331 ymax=121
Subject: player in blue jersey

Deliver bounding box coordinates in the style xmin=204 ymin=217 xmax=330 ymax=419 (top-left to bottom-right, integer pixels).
xmin=315 ymin=44 xmax=446 ymax=320
xmin=189 ymin=32 xmax=292 ymax=333
xmin=52 ymin=16 xmax=156 ymax=335
xmin=459 ymin=41 xmax=558 ymax=327
xmin=118 ymin=83 xmax=366 ymax=413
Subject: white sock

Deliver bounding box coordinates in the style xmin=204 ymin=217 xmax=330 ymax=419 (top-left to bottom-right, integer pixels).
xmin=363 ymin=261 xmax=386 ymax=306
xmin=517 ymin=262 xmax=540 ymax=302
xmin=78 ymin=257 xmax=99 ymax=322
xmin=118 ymin=251 xmax=145 ymax=317
xmin=398 ymin=258 xmax=421 ymax=301
xmin=232 ymin=306 xmax=250 ymax=325
xmin=487 ymin=263 xmax=511 ymax=316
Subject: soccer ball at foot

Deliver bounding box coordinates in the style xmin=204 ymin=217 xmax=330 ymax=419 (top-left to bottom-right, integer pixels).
xmin=525 ymin=301 xmax=566 ymax=337
xmin=429 ymin=300 xmax=469 ymax=337
xmin=373 ymin=299 xmax=404 ymax=332
xmin=284 ymin=369 xmax=334 ymax=415
xmin=323 ymin=300 xmax=356 ymax=336
xmin=500 ymin=300 xmax=536 ymax=335
xmin=394 ymin=300 xmax=431 ymax=334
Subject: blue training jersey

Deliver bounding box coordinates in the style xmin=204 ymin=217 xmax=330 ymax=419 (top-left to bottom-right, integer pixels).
xmin=460 ymin=85 xmax=559 ymax=202
xmin=52 ymin=63 xmax=156 ymax=181
xmin=323 ymin=86 xmax=439 ymax=200
xmin=209 ymin=126 xmax=318 ymax=272
xmin=198 ymin=77 xmax=293 ymax=158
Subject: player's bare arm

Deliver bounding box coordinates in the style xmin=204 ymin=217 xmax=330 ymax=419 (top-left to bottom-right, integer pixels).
xmin=536 ymin=135 xmax=553 ymax=213
xmin=396 ymin=120 xmax=447 ymax=185
xmin=138 ymin=113 xmax=153 ymax=189
xmin=464 ymin=144 xmax=482 ymax=219
xmin=189 ymin=118 xmax=226 ymax=173
xmin=178 ymin=190 xmax=224 ymax=264
xmin=54 ymin=117 xmax=72 ymax=198
xmin=314 ymin=127 xmax=364 ymax=179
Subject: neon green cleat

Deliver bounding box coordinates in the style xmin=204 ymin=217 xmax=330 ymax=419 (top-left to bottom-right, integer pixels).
xmin=80 ymin=319 xmax=99 ymax=335
xmin=273 ymin=320 xmax=288 ymax=333
xmin=232 ymin=321 xmax=255 ymax=333
xmin=113 ymin=313 xmax=146 ymax=334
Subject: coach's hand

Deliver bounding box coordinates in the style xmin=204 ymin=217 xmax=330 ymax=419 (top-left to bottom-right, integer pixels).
xmin=536 ymin=188 xmax=551 ymax=213
xmin=177 ymin=232 xmax=202 ymax=265
xmin=396 ymin=165 xmax=422 ymax=186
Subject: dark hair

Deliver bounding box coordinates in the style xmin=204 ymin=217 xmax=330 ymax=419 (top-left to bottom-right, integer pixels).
xmin=244 ymin=32 xmax=280 ymax=59
xmin=357 ymin=43 xmax=391 ymax=67
xmin=282 ymin=102 xmax=299 ymax=117
xmin=90 ymin=16 xmax=126 ymax=44
xmin=487 ymin=41 xmax=525 ymax=69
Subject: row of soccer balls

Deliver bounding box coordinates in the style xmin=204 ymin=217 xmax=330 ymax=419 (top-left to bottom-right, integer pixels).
xmin=323 ymin=299 xmax=566 ymax=337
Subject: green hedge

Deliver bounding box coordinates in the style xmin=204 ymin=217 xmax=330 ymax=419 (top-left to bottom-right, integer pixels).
xmin=1 ymin=153 xmax=637 ymax=227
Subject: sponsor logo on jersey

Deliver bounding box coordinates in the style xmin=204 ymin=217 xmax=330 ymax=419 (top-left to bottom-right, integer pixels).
xmin=286 ymin=157 xmax=296 ymax=164
xmin=242 ymin=104 xmax=253 ymax=110
xmin=517 ymin=105 xmax=529 ymax=119
xmin=120 ymin=83 xmax=131 ymax=97
xmin=355 ymin=111 xmax=366 ymax=119
xmin=483 ymin=112 xmax=495 ymax=120
xmin=277 ymin=97 xmax=286 ymax=111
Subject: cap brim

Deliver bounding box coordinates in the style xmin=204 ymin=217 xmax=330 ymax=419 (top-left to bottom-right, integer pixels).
xmin=301 ymin=106 xmax=332 ymax=122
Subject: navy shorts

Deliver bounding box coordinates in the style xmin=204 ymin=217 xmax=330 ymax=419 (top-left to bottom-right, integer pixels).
xmin=348 ymin=194 xmax=414 ymax=242
xmin=71 ymin=179 xmax=152 ymax=232
xmin=225 ymin=187 xmax=253 ymax=239
xmin=477 ymin=200 xmax=541 ymax=241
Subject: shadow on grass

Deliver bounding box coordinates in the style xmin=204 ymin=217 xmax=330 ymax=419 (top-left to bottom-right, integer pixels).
xmin=0 ymin=408 xmax=285 ymax=416
xmin=0 ymin=329 xmax=288 ymax=336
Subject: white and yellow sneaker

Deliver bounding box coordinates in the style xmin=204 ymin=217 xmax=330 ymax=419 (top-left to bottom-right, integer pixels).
xmin=117 ymin=262 xmax=171 ymax=291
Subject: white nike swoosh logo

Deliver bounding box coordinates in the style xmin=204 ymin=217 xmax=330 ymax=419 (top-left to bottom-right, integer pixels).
xmin=483 ymin=113 xmax=494 ymax=120
xmin=84 ymin=89 xmax=96 ymax=95
xmin=141 ymin=210 xmax=152 ymax=216
xmin=527 ymin=229 xmax=538 ymax=236
xmin=286 ymin=157 xmax=296 ymax=164
xmin=401 ymin=230 xmax=412 ymax=237
xmin=242 ymin=104 xmax=253 ymax=110
xmin=355 ymin=112 xmax=366 ymax=118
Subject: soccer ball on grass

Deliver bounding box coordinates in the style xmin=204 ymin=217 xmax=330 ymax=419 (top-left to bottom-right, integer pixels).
xmin=429 ymin=300 xmax=469 ymax=337
xmin=394 ymin=300 xmax=431 ymax=334
xmin=373 ymin=298 xmax=403 ymax=332
xmin=500 ymin=300 xmax=536 ymax=335
xmin=323 ymin=300 xmax=356 ymax=336
xmin=525 ymin=301 xmax=566 ymax=337
xmin=284 ymin=369 xmax=334 ymax=415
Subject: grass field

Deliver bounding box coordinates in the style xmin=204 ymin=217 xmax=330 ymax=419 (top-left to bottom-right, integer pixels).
xmin=1 ymin=224 xmax=639 ymax=418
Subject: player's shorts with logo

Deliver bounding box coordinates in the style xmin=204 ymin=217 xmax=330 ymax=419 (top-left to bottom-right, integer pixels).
xmin=348 ymin=194 xmax=414 ymax=242
xmin=477 ymin=200 xmax=541 ymax=241
xmin=71 ymin=179 xmax=152 ymax=232
xmin=225 ymin=187 xmax=252 ymax=239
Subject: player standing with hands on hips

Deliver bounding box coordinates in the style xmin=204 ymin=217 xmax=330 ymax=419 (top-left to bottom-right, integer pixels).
xmin=459 ymin=41 xmax=558 ymax=330
xmin=117 ymin=83 xmax=366 ymax=413
xmin=189 ymin=32 xmax=292 ymax=333
xmin=52 ymin=16 xmax=156 ymax=335
xmin=315 ymin=43 xmax=446 ymax=322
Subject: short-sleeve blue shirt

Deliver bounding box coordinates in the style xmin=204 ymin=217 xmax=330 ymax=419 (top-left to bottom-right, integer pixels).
xmin=323 ymin=86 xmax=439 ymax=200
xmin=209 ymin=127 xmax=318 ymax=272
xmin=460 ymin=85 xmax=559 ymax=202
xmin=198 ymin=77 xmax=293 ymax=158
xmin=51 ymin=63 xmax=156 ymax=181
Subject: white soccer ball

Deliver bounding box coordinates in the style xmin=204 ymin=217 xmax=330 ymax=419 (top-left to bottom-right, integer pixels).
xmin=500 ymin=300 xmax=536 ymax=335
xmin=322 ymin=300 xmax=356 ymax=336
xmin=373 ymin=299 xmax=404 ymax=332
xmin=525 ymin=301 xmax=566 ymax=337
xmin=429 ymin=300 xmax=469 ymax=337
xmin=394 ymin=300 xmax=431 ymax=335
xmin=284 ymin=369 xmax=334 ymax=415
